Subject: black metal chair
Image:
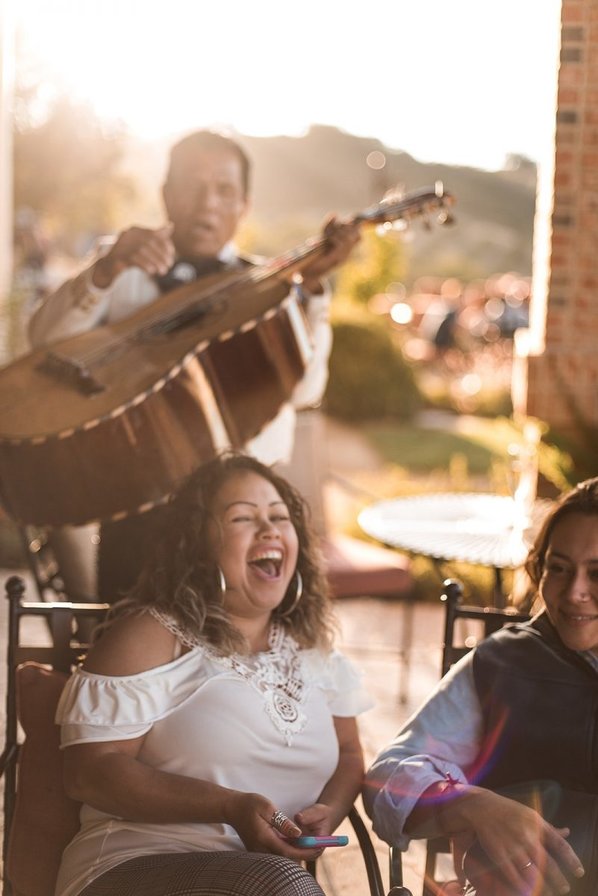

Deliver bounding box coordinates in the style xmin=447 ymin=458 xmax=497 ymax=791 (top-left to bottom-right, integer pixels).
xmin=0 ymin=574 xmax=109 ymax=896
xmin=438 ymin=578 xmax=531 ymax=678
xmin=391 ymin=578 xmax=530 ymax=896
xmin=18 ymin=523 xmax=98 ymax=603
xmin=17 ymin=525 xmax=64 ymax=601
xmin=306 ymin=804 xmax=412 ymax=896
xmin=0 ymin=574 xmax=404 ymax=896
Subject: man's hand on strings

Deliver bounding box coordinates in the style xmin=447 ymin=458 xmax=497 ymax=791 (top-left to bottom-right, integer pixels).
xmin=92 ymin=224 xmax=175 ymax=289
xmin=300 ymin=215 xmax=361 ymax=294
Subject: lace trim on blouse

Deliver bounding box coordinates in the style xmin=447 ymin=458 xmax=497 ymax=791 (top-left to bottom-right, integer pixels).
xmin=149 ymin=608 xmax=309 ymax=745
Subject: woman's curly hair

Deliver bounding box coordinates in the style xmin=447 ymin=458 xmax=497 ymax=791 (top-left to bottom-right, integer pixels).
xmin=525 ymin=476 xmax=598 ymax=589
xmin=100 ymin=452 xmax=337 ymax=654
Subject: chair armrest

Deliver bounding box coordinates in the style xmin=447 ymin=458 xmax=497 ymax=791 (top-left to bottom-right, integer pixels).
xmin=348 ymin=805 xmax=386 ymax=896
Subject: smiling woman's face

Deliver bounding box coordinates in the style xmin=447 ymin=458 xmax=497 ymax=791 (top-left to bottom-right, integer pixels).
xmin=539 ymin=513 xmax=598 ymax=653
xmin=207 ymin=470 xmax=299 ymax=626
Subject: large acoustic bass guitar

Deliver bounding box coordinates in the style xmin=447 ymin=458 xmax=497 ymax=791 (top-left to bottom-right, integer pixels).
xmin=0 ymin=185 xmax=454 ymax=527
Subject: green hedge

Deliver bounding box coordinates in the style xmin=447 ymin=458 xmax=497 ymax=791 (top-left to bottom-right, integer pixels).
xmin=324 ymin=308 xmax=422 ymax=422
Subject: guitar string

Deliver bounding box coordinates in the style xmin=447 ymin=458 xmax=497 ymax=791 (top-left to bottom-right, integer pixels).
xmin=64 ymin=240 xmax=327 ymax=369
xmin=55 ymin=256 xmax=287 ymax=371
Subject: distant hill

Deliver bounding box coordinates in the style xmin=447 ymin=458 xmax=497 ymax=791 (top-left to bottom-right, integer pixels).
xmin=126 ymin=124 xmax=537 ymax=283
xmin=241 ymin=125 xmax=537 ymax=283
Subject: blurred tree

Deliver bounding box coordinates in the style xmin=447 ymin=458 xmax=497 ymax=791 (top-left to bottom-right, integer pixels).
xmin=325 ymin=304 xmax=421 ymax=421
xmin=13 ymin=81 xmax=138 ymax=255
xmin=333 ymin=227 xmax=407 ymax=306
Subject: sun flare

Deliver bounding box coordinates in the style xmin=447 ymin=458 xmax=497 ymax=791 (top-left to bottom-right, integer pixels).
xmin=14 ymin=0 xmax=561 ymax=171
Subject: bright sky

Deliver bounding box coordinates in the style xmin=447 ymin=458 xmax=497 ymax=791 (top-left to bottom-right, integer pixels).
xmin=14 ymin=0 xmax=562 ymax=172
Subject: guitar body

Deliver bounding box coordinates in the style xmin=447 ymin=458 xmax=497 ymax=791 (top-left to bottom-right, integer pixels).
xmin=0 ymin=271 xmax=311 ymax=526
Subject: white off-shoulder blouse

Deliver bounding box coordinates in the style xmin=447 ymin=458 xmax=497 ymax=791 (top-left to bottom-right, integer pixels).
xmin=54 ymin=622 xmax=373 ymax=896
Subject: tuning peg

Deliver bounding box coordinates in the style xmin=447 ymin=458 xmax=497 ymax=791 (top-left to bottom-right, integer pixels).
xmin=383 ymin=184 xmax=405 ymax=203
xmin=437 ymin=210 xmax=456 ymax=226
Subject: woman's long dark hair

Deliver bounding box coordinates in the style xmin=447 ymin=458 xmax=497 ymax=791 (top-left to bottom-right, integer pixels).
xmin=525 ymin=476 xmax=598 ymax=589
xmin=100 ymin=453 xmax=336 ymax=654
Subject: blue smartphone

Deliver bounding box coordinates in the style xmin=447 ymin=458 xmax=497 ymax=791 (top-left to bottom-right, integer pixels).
xmin=290 ymin=835 xmax=348 ymax=848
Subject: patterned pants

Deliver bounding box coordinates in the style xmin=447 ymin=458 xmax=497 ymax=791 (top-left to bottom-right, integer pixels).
xmin=78 ymin=852 xmax=326 ymax=896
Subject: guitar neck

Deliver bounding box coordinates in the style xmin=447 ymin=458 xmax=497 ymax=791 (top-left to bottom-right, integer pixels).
xmin=254 ymin=235 xmax=328 ymax=284
xmin=252 ymin=182 xmax=455 ymax=285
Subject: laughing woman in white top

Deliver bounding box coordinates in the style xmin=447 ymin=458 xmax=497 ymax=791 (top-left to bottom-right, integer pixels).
xmin=55 ymin=452 xmax=372 ymax=896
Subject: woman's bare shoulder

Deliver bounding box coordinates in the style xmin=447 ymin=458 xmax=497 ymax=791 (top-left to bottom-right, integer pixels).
xmin=83 ymin=610 xmax=179 ymax=676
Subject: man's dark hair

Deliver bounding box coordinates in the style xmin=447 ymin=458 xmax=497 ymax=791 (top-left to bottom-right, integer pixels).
xmin=165 ymin=130 xmax=251 ymax=197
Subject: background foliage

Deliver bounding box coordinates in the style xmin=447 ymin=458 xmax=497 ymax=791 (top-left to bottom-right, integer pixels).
xmin=325 ymin=304 xmax=422 ymax=422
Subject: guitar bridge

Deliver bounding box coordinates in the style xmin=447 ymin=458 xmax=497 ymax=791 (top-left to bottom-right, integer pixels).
xmin=37 ymin=352 xmax=105 ymax=395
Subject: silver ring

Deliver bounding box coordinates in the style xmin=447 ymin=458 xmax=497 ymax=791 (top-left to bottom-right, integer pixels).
xmin=521 ymin=860 xmax=533 ymax=870
xmin=271 ymin=810 xmax=291 ymax=832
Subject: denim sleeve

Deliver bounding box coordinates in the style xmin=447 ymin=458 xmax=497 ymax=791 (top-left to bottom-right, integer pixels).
xmin=363 ymin=652 xmax=482 ymax=849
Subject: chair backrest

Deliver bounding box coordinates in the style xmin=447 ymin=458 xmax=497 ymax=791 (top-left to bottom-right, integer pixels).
xmin=18 ymin=526 xmax=64 ymax=602
xmin=18 ymin=524 xmax=98 ymax=603
xmin=0 ymin=574 xmax=109 ymax=896
xmin=440 ymin=578 xmax=531 ymax=677
xmin=418 ymin=578 xmax=531 ymax=896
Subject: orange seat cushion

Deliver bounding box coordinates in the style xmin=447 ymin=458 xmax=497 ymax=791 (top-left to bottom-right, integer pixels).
xmin=321 ymin=533 xmax=413 ymax=599
xmin=7 ymin=662 xmax=81 ymax=896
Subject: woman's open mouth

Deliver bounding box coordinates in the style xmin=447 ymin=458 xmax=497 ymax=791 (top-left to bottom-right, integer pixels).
xmin=249 ymin=550 xmax=283 ymax=578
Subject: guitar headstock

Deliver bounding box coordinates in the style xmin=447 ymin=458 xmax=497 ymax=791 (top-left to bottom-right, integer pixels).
xmin=357 ymin=181 xmax=456 ymax=231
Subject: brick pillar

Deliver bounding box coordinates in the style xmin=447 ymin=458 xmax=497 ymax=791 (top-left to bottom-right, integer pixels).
xmin=513 ymin=0 xmax=598 ymax=461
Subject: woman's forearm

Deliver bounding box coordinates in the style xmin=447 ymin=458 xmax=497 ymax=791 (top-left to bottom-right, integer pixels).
xmin=405 ymin=780 xmax=491 ymax=839
xmin=317 ymin=747 xmax=364 ymax=830
xmin=65 ymin=749 xmax=246 ymax=826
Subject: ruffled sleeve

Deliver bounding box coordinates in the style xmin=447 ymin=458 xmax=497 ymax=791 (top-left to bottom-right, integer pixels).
xmin=306 ymin=649 xmax=374 ymax=717
xmin=55 ymin=648 xmax=210 ymax=747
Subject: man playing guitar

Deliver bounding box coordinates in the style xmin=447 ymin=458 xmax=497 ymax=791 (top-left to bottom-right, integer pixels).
xmin=28 ymin=129 xmax=361 ymax=601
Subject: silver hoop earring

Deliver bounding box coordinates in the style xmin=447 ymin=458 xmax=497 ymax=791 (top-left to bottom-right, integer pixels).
xmin=279 ymin=571 xmax=303 ymax=619
xmin=217 ymin=566 xmax=227 ymax=601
